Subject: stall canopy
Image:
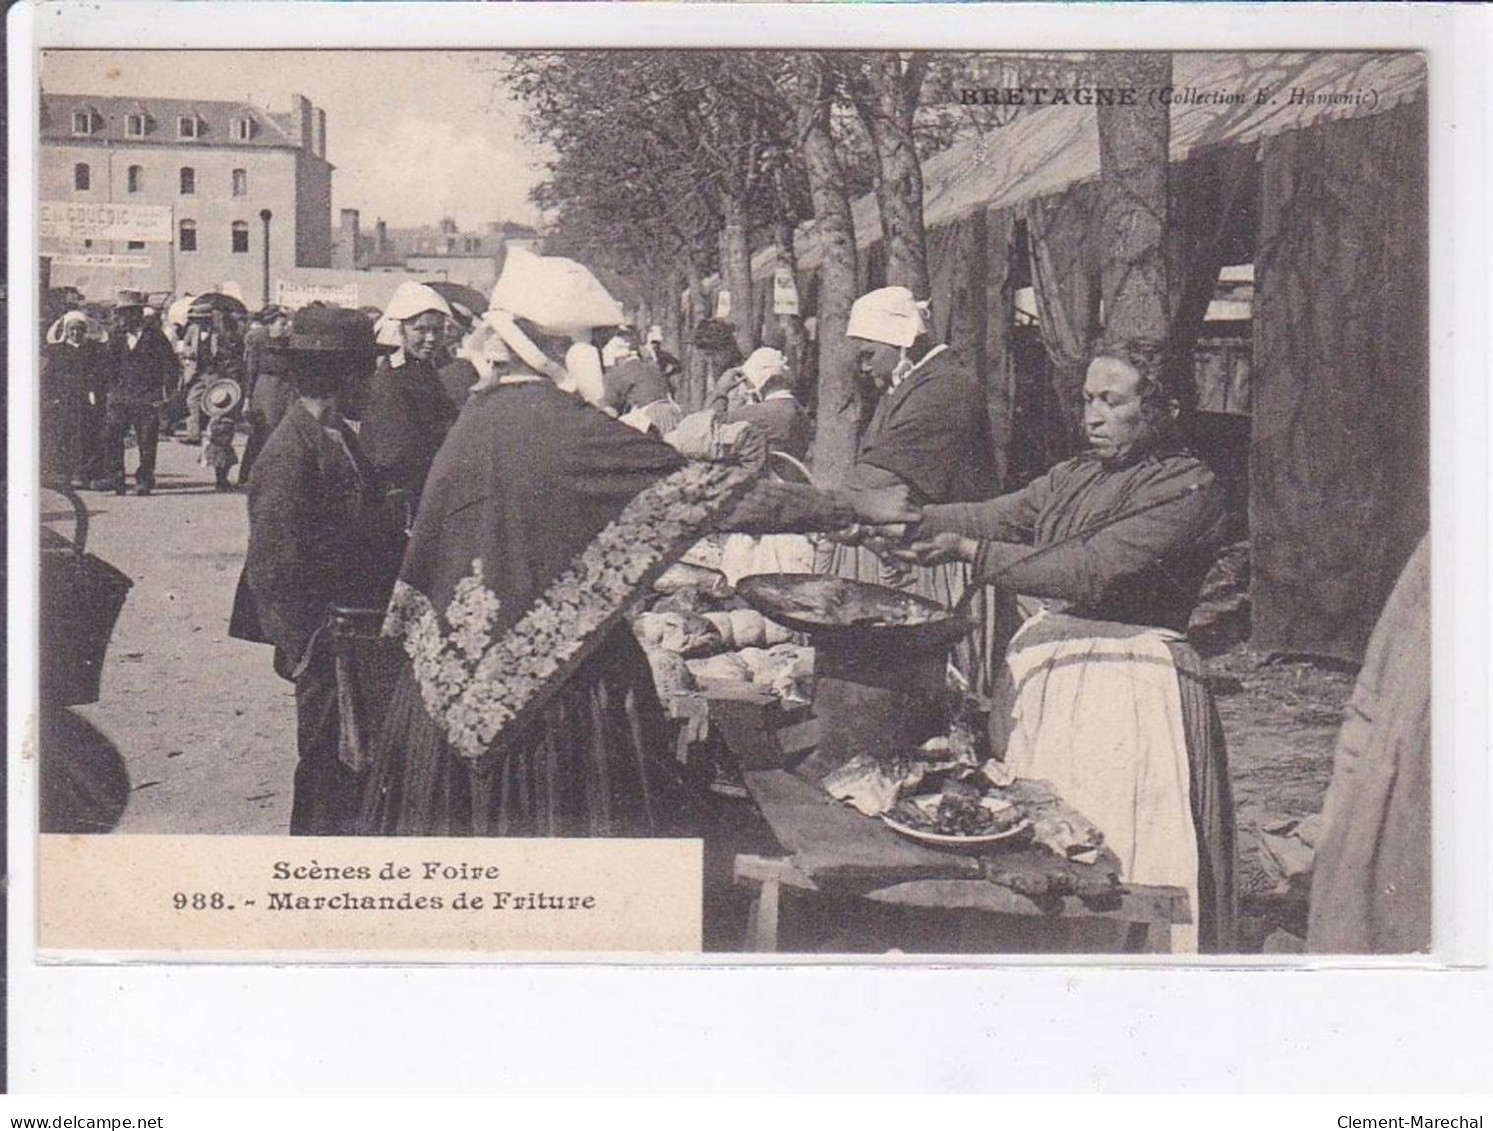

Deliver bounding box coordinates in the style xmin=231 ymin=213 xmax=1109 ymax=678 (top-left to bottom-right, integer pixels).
xmin=754 ymin=51 xmax=1428 ymax=663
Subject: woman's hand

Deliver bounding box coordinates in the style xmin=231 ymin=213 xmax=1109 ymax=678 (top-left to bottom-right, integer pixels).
xmin=887 ymin=531 xmax=978 ymax=567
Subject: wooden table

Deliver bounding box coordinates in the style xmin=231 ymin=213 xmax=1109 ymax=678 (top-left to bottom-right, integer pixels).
xmin=734 ymin=769 xmax=1191 ymax=954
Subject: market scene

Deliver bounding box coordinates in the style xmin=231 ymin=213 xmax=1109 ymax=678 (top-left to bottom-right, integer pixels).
xmin=35 ymin=49 xmax=1430 ymax=956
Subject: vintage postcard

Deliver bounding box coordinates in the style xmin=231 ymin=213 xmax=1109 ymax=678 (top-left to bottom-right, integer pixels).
xmin=22 ymin=37 xmax=1440 ymax=964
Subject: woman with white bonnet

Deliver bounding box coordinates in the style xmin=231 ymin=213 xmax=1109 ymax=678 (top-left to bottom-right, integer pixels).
xmin=711 ymin=346 xmax=810 ymax=462
xmin=360 ymin=281 xmax=459 ymax=510
xmin=41 ymin=309 xmax=109 ymax=487
xmin=362 ymin=252 xmax=914 ymax=837
xmin=827 ymin=284 xmax=1004 ymax=697
xmin=713 ymin=346 xmax=817 ymax=584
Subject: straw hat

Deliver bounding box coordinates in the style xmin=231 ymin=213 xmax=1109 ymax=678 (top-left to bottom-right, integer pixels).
xmin=202 ymin=377 xmax=244 ymax=417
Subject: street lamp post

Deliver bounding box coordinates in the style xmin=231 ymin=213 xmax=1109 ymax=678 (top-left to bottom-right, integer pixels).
xmin=259 ymin=208 xmax=273 ymax=307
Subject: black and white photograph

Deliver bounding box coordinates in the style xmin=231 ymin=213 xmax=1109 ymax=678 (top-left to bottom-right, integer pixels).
xmin=29 ymin=43 xmax=1433 ymax=959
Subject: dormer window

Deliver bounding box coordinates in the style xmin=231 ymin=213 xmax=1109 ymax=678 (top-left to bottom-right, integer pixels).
xmin=126 ymin=113 xmax=146 ymax=137
xmin=71 ymin=110 xmax=94 ymax=135
xmin=177 ymin=115 xmax=201 ymax=139
xmin=231 ymin=118 xmax=252 ymax=141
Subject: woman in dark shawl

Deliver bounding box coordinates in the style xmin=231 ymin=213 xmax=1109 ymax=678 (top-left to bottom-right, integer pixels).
xmin=362 ymin=311 xmax=899 ymax=837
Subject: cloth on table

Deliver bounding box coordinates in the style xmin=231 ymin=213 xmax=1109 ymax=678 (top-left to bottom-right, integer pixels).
xmin=720 ymin=532 xmax=816 ymax=587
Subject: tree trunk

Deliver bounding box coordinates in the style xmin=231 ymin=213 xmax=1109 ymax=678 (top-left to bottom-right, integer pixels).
xmin=1097 ymin=52 xmax=1172 ymax=345
xmin=796 ymin=53 xmax=861 ymax=486
xmin=661 ymin=268 xmax=684 ymax=358
xmin=720 ymin=196 xmax=757 ymax=357
xmin=773 ymin=217 xmax=807 ymax=382
xmin=852 ymin=52 xmax=930 ymax=300
xmin=684 ymin=253 xmax=710 ymax=412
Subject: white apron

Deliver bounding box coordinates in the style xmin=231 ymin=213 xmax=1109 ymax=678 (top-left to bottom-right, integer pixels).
xmin=1004 ymin=609 xmax=1201 ymax=952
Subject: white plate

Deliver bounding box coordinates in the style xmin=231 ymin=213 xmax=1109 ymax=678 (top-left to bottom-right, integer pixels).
xmin=880 ymin=814 xmax=1034 ymax=851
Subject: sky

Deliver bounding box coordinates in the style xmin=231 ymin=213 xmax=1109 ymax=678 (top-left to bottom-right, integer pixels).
xmin=40 ymin=50 xmax=548 ymax=231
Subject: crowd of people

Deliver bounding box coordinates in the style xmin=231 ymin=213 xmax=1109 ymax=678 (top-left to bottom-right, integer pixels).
xmin=44 ymin=244 xmax=1428 ymax=954
xmin=41 ymin=289 xmax=270 ymax=494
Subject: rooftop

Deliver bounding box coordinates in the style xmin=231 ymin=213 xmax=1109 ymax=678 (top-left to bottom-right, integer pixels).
xmin=40 ymin=92 xmax=318 ymax=153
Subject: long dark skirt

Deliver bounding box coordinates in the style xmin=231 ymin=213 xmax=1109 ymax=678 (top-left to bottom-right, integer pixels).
xmin=1168 ymin=640 xmax=1237 ymax=954
xmin=362 ymin=625 xmax=696 ymax=837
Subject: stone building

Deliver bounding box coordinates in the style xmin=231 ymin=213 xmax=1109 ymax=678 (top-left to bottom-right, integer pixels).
xmin=40 ymin=91 xmax=334 ymax=304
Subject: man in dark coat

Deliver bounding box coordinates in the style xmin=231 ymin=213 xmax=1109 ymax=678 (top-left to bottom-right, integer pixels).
xmin=229 ymin=306 xmax=406 ymax=835
xmin=103 ymin=292 xmax=179 ymax=495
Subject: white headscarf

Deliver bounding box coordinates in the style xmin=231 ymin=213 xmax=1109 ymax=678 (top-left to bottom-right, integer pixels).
xmin=382 ymin=281 xmax=454 ymax=324
xmin=600 ymin=334 xmax=637 ymax=369
xmin=48 ymin=310 xmax=103 ymax=345
xmin=741 ymin=346 xmax=788 ymax=392
xmin=488 ymin=247 xmax=623 ymax=334
xmin=846 ymin=285 xmax=929 ymax=349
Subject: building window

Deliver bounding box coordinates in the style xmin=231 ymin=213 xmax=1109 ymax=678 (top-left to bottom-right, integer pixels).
xmin=71 ymin=110 xmax=93 ymax=135
xmin=231 ymin=118 xmax=251 ymax=141
xmin=231 ymin=168 xmax=248 ymax=197
xmin=73 ymin=163 xmax=90 ymax=191
xmin=127 ymin=240 xmax=145 ymax=250
xmin=177 ymin=115 xmax=200 ymax=139
xmin=180 ymin=167 xmax=195 ymax=195
xmin=127 ymin=165 xmax=143 ymax=194
xmin=126 ymin=113 xmax=145 ymax=137
xmin=179 ymin=219 xmax=197 ymax=252
xmin=231 ymin=221 xmax=249 ymax=254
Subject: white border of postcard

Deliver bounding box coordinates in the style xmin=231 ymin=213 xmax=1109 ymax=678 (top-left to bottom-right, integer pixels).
xmin=7 ymin=0 xmax=1491 ymax=1093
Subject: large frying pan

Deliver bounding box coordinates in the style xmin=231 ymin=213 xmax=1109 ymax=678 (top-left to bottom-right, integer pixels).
xmin=736 ymin=574 xmax=973 ymax=652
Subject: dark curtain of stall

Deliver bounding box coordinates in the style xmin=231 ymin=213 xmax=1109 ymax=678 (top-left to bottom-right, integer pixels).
xmin=928 ymin=212 xmax=987 ymax=366
xmin=1022 ymin=180 xmax=1103 ymax=460
xmin=1166 ymin=145 xmax=1260 ymax=367
xmin=1251 ymin=100 xmax=1429 ymax=662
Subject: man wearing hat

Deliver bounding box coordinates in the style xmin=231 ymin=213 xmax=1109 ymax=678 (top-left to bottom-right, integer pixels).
xmin=103 ymin=291 xmax=180 ymax=495
xmin=229 ymin=306 xmax=407 ymax=836
xmin=360 ymin=281 xmax=460 ymax=516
